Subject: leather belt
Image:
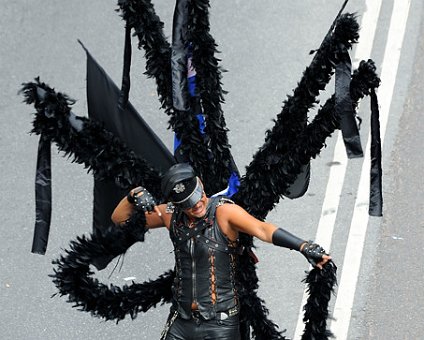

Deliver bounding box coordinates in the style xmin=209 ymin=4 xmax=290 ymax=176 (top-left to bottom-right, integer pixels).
xmin=190 ymin=305 xmax=239 ymax=321
xmin=216 ymin=305 xmax=239 ymax=320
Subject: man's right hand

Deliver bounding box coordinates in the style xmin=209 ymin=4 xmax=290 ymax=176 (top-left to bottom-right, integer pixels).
xmin=127 ymin=186 xmax=158 ymax=214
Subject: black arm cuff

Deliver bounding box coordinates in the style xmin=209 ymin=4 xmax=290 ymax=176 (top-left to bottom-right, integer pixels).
xmin=272 ymin=228 xmax=306 ymax=251
xmin=127 ymin=186 xmax=143 ymax=205
xmin=127 ymin=191 xmax=135 ymax=204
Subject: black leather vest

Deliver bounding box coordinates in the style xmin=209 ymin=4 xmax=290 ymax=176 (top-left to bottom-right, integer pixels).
xmin=169 ymin=197 xmax=240 ymax=320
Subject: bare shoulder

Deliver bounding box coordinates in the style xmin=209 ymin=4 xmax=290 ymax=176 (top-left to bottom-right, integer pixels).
xmin=214 ymin=200 xmax=242 ymax=241
xmin=215 ymin=201 xmax=246 ymax=220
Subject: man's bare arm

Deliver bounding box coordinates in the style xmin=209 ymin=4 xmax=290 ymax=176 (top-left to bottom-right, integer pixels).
xmin=217 ymin=204 xmax=280 ymax=244
xmin=111 ymin=188 xmax=171 ymax=228
xmin=217 ymin=204 xmax=331 ymax=268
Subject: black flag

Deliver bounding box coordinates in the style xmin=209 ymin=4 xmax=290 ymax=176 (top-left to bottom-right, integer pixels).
xmin=80 ymin=41 xmax=175 ymax=232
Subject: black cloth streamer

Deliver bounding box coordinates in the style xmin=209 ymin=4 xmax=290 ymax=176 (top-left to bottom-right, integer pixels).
xmin=336 ymin=51 xmax=363 ymax=158
xmin=118 ymin=25 xmax=132 ymax=110
xmin=369 ymin=88 xmax=383 ymax=216
xmin=171 ymin=0 xmax=189 ymax=111
xmin=32 ymin=135 xmax=52 ymax=254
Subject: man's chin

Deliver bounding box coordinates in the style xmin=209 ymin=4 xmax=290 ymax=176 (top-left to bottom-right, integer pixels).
xmin=191 ymin=208 xmax=206 ymax=218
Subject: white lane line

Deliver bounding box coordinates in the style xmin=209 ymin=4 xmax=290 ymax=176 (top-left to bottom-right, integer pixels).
xmin=292 ymin=1 xmax=383 ymax=338
xmin=331 ymin=1 xmax=411 ymax=339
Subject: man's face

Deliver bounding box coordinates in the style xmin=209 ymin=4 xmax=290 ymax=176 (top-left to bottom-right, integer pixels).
xmin=183 ymin=192 xmax=208 ymax=219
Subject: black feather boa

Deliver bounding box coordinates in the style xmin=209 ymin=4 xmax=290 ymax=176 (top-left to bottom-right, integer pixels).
xmin=236 ymin=238 xmax=286 ymax=339
xmin=229 ymin=15 xmax=362 ymax=339
xmin=260 ymin=59 xmax=381 ymax=202
xmin=20 ymin=78 xmax=162 ymax=197
xmin=235 ymin=13 xmax=360 ymax=218
xmin=269 ymin=13 xmax=359 ymax=148
xmin=117 ymin=0 xmax=215 ymax=192
xmin=187 ymin=0 xmax=234 ymax=193
xmin=232 ymin=60 xmax=380 ymax=339
xmin=51 ymin=210 xmax=174 ymax=321
xmin=291 ymin=59 xmax=380 ymax=168
xmin=301 ymin=262 xmax=338 ymax=340
xmin=117 ymin=0 xmax=173 ymax=115
xmin=169 ymin=105 xmax=213 ymax=194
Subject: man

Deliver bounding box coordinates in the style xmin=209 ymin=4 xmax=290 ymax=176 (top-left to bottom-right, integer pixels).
xmin=112 ymin=163 xmax=331 ymax=340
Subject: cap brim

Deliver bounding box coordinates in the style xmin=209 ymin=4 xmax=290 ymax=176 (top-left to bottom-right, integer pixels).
xmin=174 ymin=179 xmax=203 ymax=209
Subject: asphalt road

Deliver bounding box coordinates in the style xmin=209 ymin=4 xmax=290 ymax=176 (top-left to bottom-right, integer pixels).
xmin=1 ymin=1 xmax=423 ymax=339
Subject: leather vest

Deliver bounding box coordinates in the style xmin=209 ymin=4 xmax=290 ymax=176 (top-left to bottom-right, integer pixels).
xmin=169 ymin=197 xmax=240 ymax=320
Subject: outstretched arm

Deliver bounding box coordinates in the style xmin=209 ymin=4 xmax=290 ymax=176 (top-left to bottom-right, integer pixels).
xmin=217 ymin=204 xmax=331 ymax=269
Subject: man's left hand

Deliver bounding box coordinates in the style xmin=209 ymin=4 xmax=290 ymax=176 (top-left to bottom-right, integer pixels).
xmin=300 ymin=242 xmax=332 ymax=269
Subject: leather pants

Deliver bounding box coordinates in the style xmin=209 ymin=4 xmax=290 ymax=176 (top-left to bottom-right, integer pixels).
xmin=164 ymin=312 xmax=241 ymax=340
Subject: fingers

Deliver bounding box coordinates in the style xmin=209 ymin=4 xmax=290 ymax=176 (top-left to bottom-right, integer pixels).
xmin=131 ymin=186 xmax=142 ymax=195
xmin=146 ymin=205 xmax=162 ymax=217
xmin=154 ymin=205 xmax=162 ymax=217
xmin=316 ymin=255 xmax=332 ymax=270
xmin=310 ymin=254 xmax=332 ymax=270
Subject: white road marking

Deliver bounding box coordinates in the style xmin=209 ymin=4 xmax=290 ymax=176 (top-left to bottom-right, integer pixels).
xmin=331 ymin=1 xmax=410 ymax=339
xmin=292 ymin=0 xmax=383 ymax=338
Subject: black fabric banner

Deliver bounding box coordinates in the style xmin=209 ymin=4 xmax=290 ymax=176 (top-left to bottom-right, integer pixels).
xmin=171 ymin=0 xmax=189 ymax=111
xmin=284 ymin=163 xmax=310 ymax=199
xmin=118 ymin=25 xmax=132 ymax=110
xmin=369 ymin=89 xmax=383 ymax=216
xmin=80 ymin=41 xmax=175 ymax=231
xmin=32 ymin=135 xmax=52 ymax=254
xmin=336 ymin=52 xmax=363 ymax=158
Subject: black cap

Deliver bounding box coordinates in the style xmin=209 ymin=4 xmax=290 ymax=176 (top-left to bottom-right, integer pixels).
xmin=161 ymin=163 xmax=204 ymax=209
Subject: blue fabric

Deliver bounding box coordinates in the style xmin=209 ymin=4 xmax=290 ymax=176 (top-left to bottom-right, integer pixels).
xmin=226 ymin=172 xmax=240 ymax=197
xmin=196 ymin=113 xmax=206 ymax=135
xmin=212 ymin=171 xmax=240 ymax=198
xmin=174 ymin=134 xmax=182 ymax=151
xmin=188 ymin=75 xmax=197 ymax=97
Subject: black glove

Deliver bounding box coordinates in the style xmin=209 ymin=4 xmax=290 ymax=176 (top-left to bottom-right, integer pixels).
xmin=301 ymin=241 xmax=327 ymax=267
xmin=127 ymin=186 xmax=157 ymax=212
